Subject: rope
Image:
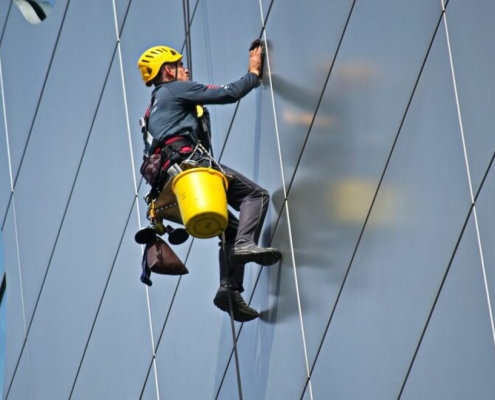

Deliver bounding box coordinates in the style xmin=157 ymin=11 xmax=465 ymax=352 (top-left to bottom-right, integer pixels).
xmin=221 ymin=231 xmax=244 ymax=400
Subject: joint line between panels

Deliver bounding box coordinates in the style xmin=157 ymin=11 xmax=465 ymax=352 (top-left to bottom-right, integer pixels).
xmin=284 ymin=201 xmax=314 ymax=399
xmin=67 ymin=199 xmax=139 ymax=399
xmin=442 ymin=0 xmax=495 ymax=346
xmin=441 ymin=1 xmax=474 ymax=200
xmin=4 ymin=199 xmax=29 ymax=398
xmin=0 ymin=57 xmax=13 ymax=194
xmin=260 ymin=0 xmax=314 ymax=398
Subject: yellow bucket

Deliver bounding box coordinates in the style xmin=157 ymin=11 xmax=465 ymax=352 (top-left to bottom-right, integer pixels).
xmin=172 ymin=168 xmax=229 ymax=238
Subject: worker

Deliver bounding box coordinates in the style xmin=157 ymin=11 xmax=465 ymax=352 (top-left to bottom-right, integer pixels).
xmin=137 ymin=42 xmax=281 ymax=322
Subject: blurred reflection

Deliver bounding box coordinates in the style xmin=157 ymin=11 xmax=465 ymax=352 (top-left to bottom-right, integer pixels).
xmin=270 ymin=62 xmax=377 ymax=128
xmin=271 ymin=57 xmax=395 ymax=202
xmin=270 ymin=59 xmax=402 ymax=273
xmin=14 ymin=0 xmax=54 ymax=24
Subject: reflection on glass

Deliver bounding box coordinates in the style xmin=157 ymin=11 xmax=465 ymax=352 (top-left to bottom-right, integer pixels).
xmin=14 ymin=0 xmax=55 ymax=24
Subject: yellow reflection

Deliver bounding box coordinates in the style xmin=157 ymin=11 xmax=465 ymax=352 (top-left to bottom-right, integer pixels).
xmin=330 ymin=178 xmax=397 ymax=225
xmin=283 ymin=109 xmax=335 ymax=128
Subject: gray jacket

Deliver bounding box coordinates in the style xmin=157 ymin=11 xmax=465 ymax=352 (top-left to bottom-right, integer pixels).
xmin=146 ymin=72 xmax=260 ymax=153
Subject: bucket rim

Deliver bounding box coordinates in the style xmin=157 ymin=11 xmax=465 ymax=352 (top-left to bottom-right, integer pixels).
xmin=172 ymin=167 xmax=228 ymax=189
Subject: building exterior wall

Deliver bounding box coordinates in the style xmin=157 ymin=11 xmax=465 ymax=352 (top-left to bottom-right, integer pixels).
xmin=1 ymin=0 xmax=495 ymax=399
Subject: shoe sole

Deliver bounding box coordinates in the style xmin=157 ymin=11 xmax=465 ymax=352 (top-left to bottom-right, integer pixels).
xmin=230 ymin=249 xmax=282 ymax=266
xmin=213 ymin=291 xmax=259 ymax=322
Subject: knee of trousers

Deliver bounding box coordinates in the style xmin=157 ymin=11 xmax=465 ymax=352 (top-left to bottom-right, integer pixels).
xmin=254 ymin=187 xmax=270 ymax=204
xmin=260 ymin=188 xmax=270 ymax=210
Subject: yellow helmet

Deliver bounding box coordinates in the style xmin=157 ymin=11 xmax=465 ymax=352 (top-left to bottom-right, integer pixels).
xmin=137 ymin=46 xmax=183 ymax=86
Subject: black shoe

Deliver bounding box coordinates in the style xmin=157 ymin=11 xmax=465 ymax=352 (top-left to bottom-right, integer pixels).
xmin=213 ymin=286 xmax=260 ymax=322
xmin=230 ymin=241 xmax=282 ymax=266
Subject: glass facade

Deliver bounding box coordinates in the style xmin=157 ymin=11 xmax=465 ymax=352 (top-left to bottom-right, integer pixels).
xmin=1 ymin=0 xmax=495 ymax=399
xmin=0 ymin=232 xmax=5 ymax=396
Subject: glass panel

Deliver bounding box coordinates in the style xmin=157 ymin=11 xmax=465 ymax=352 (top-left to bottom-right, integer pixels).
xmin=24 ymin=55 xmax=136 ymax=399
xmin=291 ymin=0 xmax=444 ymax=373
xmin=2 ymin=346 xmax=31 ymax=400
xmin=447 ymin=0 xmax=495 ymax=195
xmin=69 ymin=207 xmax=153 ymax=400
xmin=2 ymin=204 xmax=26 ymax=391
xmin=310 ymin=20 xmax=473 ymax=399
xmin=0 ymin=69 xmax=11 ymax=223
xmin=400 ymin=215 xmax=495 ymax=399
xmin=215 ymin=360 xmax=239 ymax=400
xmin=113 ymin=0 xmax=131 ymax=33
xmin=2 ymin=0 xmax=65 ymax=179
xmin=0 ymin=0 xmax=10 ymax=33
xmin=140 ymin=365 xmax=158 ymax=400
xmin=474 ymin=155 xmax=495 ymax=345
xmin=12 ymin=0 xmax=118 ymax=325
xmin=264 ymin=0 xmax=355 ymax=186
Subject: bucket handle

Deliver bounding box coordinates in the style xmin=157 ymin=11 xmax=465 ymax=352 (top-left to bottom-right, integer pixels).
xmin=181 ymin=143 xmax=226 ymax=175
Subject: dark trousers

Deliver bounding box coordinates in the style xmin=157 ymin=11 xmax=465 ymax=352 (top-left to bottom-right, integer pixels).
xmin=218 ymin=164 xmax=269 ymax=292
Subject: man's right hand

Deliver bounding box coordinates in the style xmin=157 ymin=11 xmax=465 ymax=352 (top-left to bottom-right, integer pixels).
xmin=248 ymin=41 xmax=264 ymax=77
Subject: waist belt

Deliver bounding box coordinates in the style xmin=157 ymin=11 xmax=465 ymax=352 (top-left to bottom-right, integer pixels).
xmin=155 ymin=137 xmax=193 ymax=169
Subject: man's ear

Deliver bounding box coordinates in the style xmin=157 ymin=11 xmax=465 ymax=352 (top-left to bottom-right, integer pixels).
xmin=163 ymin=64 xmax=175 ymax=80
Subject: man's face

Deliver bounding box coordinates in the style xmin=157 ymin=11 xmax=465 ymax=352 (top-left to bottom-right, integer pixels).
xmin=175 ymin=61 xmax=189 ymax=81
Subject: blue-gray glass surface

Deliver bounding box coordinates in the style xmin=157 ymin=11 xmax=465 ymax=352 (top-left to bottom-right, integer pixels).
xmin=17 ymin=56 xmax=137 ymax=398
xmin=13 ymin=41 xmax=128 ymax=326
xmin=0 ymin=231 xmax=5 ymax=398
xmin=3 ymin=350 xmax=31 ymax=400
xmin=0 ymin=0 xmax=11 ymax=32
xmin=445 ymin=0 xmax=495 ymax=195
xmin=3 ymin=1 xmax=65 ymax=179
xmin=113 ymin=0 xmax=131 ymax=33
xmin=400 ymin=215 xmax=495 ymax=399
xmin=288 ymin=0 xmax=444 ymax=370
xmin=310 ymin=19 xmax=473 ymax=399
xmin=2 ymin=0 xmax=495 ymax=398
xmin=0 ymin=89 xmax=10 ymax=223
xmin=2 ymin=207 xmax=25 ymax=393
xmin=473 ymin=159 xmax=495 ymax=339
xmin=69 ymin=210 xmax=153 ymax=400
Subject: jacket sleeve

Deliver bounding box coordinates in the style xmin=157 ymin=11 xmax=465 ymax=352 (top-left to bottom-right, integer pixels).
xmin=170 ymin=72 xmax=260 ymax=105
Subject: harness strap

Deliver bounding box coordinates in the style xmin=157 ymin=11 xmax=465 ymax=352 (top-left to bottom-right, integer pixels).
xmin=156 ymin=137 xmax=192 ymax=156
xmin=140 ymin=118 xmax=154 ymax=148
xmin=156 ymin=136 xmax=194 ymax=172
